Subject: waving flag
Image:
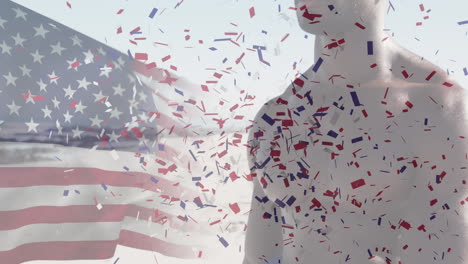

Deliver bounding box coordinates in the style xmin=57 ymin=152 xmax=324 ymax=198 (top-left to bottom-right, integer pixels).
xmin=0 ymin=1 xmax=214 ymax=263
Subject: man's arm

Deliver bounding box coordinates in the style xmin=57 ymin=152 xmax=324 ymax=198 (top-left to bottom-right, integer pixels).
xmin=243 ymin=103 xmax=284 ymax=264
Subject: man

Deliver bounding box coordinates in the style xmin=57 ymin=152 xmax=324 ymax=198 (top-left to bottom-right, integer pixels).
xmin=244 ymin=0 xmax=468 ymax=263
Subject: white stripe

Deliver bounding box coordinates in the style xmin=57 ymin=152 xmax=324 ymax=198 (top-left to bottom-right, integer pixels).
xmin=0 ymin=222 xmax=121 ymax=251
xmin=0 ymin=142 xmax=198 ymax=191
xmin=121 ymin=216 xmax=215 ymax=247
xmin=0 ymin=185 xmax=185 ymax=212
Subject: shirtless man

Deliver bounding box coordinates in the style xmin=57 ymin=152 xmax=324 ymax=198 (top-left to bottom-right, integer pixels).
xmin=243 ymin=0 xmax=468 ymax=263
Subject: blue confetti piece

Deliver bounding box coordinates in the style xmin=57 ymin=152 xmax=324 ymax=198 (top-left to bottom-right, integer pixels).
xmin=327 ymin=130 xmax=338 ymax=138
xmin=400 ymin=166 xmax=407 ymax=173
xmin=378 ymin=217 xmax=382 ymax=225
xmin=444 ymin=203 xmax=450 ymax=209
xmin=174 ymin=88 xmax=184 ymax=96
xmin=368 ymin=249 xmax=373 ymax=257
xmin=430 ymin=215 xmax=436 ymax=220
xmin=222 ymin=57 xmax=228 ymax=63
xmin=180 ymin=201 xmax=186 ymax=209
xmin=63 ymin=190 xmax=69 ymax=196
xmin=261 ymin=113 xmax=275 ymax=126
xmin=101 ymin=184 xmax=108 ymax=191
xmin=305 ymin=91 xmax=314 ymax=105
xmin=424 ymin=118 xmax=428 ymax=126
xmin=328 ymin=4 xmax=334 ymax=10
xmin=158 ymin=144 xmax=165 ymax=151
xmin=286 ymin=196 xmax=296 ymax=206
xmin=177 ymin=105 xmax=184 ymax=111
xmin=127 ymin=50 xmax=133 ymax=60
xmin=209 ymin=47 xmax=217 ymax=51
xmin=367 ymin=41 xmax=373 ymax=55
xmin=214 ymin=38 xmax=231 ymax=42
xmin=193 ymin=197 xmax=204 ymax=208
xmin=263 ymin=212 xmax=272 ymax=219
xmin=312 ymin=57 xmax=323 ymax=72
xmin=205 ymin=171 xmax=213 ymax=178
xmin=297 ymin=105 xmax=305 ymax=112
xmin=464 ymin=67 xmax=468 ymax=76
xmin=149 ymin=8 xmax=158 ymax=18
xmin=192 ymin=177 xmax=201 ymax=181
xmin=351 ymin=136 xmax=363 ymax=143
xmin=458 ymin=20 xmax=468 ymax=25
xmin=275 ymin=199 xmax=286 ymax=208
xmin=113 ymin=257 xmax=120 ymax=264
xmin=150 ymin=177 xmax=159 ymax=184
xmin=350 ymin=91 xmax=363 ymax=106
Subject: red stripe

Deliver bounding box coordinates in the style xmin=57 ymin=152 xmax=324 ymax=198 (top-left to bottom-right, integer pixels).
xmin=0 ymin=230 xmax=198 ymax=263
xmin=0 ymin=167 xmax=196 ymax=198
xmin=0 ymin=204 xmax=198 ymax=231
xmin=0 ymin=240 xmax=117 ymax=264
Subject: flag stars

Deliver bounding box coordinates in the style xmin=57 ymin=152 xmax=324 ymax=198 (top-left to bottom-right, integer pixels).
xmin=18 ymin=64 xmax=31 ymax=77
xmin=37 ymin=79 xmax=47 ymax=92
xmin=25 ymin=90 xmax=37 ymax=104
xmin=99 ymin=65 xmax=113 ymax=78
xmin=63 ymin=110 xmax=74 ymax=123
xmin=74 ymin=100 xmax=87 ymax=114
xmin=76 ymin=77 xmax=91 ymax=90
xmin=108 ymin=130 xmax=121 ymax=143
xmin=12 ymin=7 xmax=27 ymax=21
xmin=48 ymin=71 xmax=60 ymax=85
xmin=89 ymin=115 xmax=103 ymax=127
xmin=83 ymin=49 xmax=94 ymax=63
xmin=109 ymin=107 xmax=123 ymax=119
xmin=50 ymin=41 xmax=66 ymax=56
xmin=0 ymin=41 xmax=12 ymax=55
xmin=7 ymin=100 xmax=22 ymax=116
xmin=138 ymin=91 xmax=148 ymax=102
xmin=3 ymin=72 xmax=17 ymax=86
xmin=93 ymin=91 xmax=106 ymax=102
xmin=41 ymin=105 xmax=52 ymax=119
xmin=11 ymin=33 xmax=26 ymax=47
xmin=63 ymin=85 xmax=76 ymax=99
xmin=0 ymin=16 xmax=7 ymax=29
xmin=71 ymin=126 xmax=84 ymax=139
xmin=52 ymin=96 xmax=61 ymax=109
xmin=70 ymin=35 xmax=83 ymax=47
xmin=112 ymin=84 xmax=125 ymax=96
xmin=30 ymin=50 xmax=44 ymax=64
xmin=33 ymin=24 xmax=49 ymax=38
xmin=67 ymin=58 xmax=80 ymax=70
xmin=25 ymin=118 xmax=39 ymax=133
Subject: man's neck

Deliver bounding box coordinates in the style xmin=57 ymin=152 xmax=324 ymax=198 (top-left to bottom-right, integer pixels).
xmin=311 ymin=26 xmax=393 ymax=89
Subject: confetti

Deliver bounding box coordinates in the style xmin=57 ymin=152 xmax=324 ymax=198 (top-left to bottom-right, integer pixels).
xmin=249 ymin=7 xmax=255 ymax=18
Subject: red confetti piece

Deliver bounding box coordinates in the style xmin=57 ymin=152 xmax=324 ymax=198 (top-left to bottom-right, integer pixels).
xmin=351 ymin=179 xmax=366 ymax=189
xmin=249 ymin=7 xmax=255 ymax=18
xmin=134 ymin=53 xmax=148 ymax=61
xmin=229 ymin=203 xmax=240 ymax=214
xmin=425 ymin=71 xmax=436 ymax=81
xmin=355 ymin=22 xmax=366 ymax=29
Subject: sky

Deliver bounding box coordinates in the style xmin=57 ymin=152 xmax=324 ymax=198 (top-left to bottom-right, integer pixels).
xmin=11 ymin=0 xmax=468 ymax=104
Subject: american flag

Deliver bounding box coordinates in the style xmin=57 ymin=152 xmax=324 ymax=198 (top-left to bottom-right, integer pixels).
xmin=0 ymin=1 xmax=217 ymax=263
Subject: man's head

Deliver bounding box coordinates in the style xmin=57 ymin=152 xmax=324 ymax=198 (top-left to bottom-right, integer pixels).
xmin=294 ymin=0 xmax=387 ymax=37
